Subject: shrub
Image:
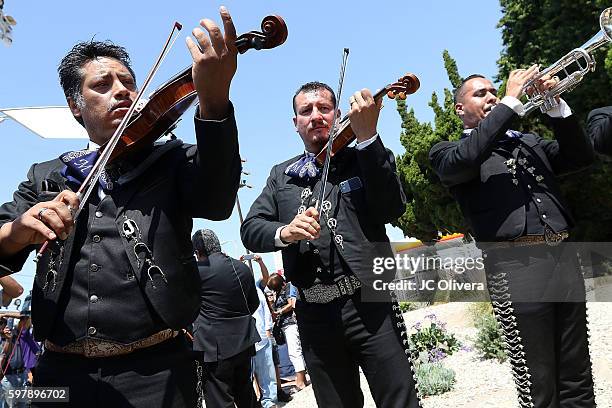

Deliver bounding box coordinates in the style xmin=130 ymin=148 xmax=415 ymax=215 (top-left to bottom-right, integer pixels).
xmin=473 ymin=312 xmax=507 ymax=362
xmin=409 ymin=314 xmax=461 ymax=362
xmin=399 ymin=301 xmax=418 ymax=313
xmin=468 ymin=302 xmax=493 ymax=319
xmin=470 ymin=303 xmax=507 ymax=362
xmin=415 ymin=362 xmax=456 ymax=396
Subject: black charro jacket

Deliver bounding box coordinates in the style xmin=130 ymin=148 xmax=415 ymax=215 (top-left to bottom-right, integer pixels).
xmin=192 ymin=253 xmax=260 ymax=362
xmin=0 ymin=109 xmax=241 ymax=342
xmin=429 ymin=104 xmax=594 ymax=241
xmin=587 ymin=106 xmax=612 ymax=156
xmin=241 ymin=136 xmax=405 ymax=290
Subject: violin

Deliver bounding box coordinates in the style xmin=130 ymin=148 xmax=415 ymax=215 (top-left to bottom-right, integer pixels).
xmin=107 ymin=15 xmax=288 ymax=161
xmin=35 ymin=15 xmax=287 ymax=262
xmin=314 ymin=73 xmax=420 ymax=166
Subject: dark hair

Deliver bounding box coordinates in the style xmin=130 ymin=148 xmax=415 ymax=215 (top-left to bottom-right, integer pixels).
xmin=292 ymin=81 xmax=336 ymax=114
xmin=58 ymin=40 xmax=136 ymax=125
xmin=266 ymin=273 xmax=286 ymax=292
xmin=453 ymin=74 xmax=486 ymax=104
xmin=191 ymin=229 xmax=222 ymax=257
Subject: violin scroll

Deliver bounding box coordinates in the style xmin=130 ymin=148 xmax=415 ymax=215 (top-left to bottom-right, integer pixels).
xmin=385 ymin=73 xmax=420 ymax=100
xmin=315 ymin=72 xmax=421 ymax=166
xmin=235 ymin=15 xmax=288 ymax=54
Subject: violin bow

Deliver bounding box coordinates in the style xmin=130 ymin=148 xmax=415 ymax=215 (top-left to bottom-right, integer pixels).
xmin=314 ymin=48 xmax=350 ymax=215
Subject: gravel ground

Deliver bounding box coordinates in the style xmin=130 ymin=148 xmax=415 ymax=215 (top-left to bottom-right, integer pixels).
xmin=282 ymin=301 xmax=612 ymax=408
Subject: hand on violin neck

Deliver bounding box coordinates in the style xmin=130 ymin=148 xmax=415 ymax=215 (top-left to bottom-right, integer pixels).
xmin=348 ymin=89 xmax=381 ymax=142
xmin=186 ymin=6 xmax=237 ymax=120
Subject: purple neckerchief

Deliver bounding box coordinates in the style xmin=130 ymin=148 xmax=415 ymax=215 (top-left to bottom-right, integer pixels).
xmin=284 ymin=152 xmax=319 ymax=180
xmin=59 ymin=149 xmax=114 ymax=192
xmin=461 ymin=129 xmax=523 ymax=140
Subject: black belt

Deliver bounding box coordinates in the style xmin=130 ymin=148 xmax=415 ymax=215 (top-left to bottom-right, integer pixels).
xmin=488 ymin=229 xmax=569 ymax=249
xmin=297 ymin=275 xmax=361 ymax=304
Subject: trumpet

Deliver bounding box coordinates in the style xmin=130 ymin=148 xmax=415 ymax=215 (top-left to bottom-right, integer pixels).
xmin=521 ymin=7 xmax=612 ymax=117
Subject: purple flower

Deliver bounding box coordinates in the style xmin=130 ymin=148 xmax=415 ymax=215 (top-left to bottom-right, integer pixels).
xmin=425 ymin=313 xmax=437 ymax=321
xmin=428 ymin=347 xmax=446 ymax=362
xmin=412 ymin=322 xmax=422 ymax=330
xmin=460 ymin=345 xmax=473 ymax=352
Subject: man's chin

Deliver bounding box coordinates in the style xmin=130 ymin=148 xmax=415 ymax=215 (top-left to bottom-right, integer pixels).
xmin=109 ymin=115 xmax=129 ymax=130
xmin=310 ymin=131 xmax=330 ymax=143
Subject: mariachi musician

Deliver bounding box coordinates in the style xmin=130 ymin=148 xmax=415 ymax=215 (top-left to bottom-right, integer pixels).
xmin=241 ymin=81 xmax=420 ymax=408
xmin=430 ymin=67 xmax=595 ymax=407
xmin=0 ymin=8 xmax=241 ymax=407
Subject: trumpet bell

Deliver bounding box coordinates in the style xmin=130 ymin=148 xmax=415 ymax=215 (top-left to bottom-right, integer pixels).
xmin=601 ymin=7 xmax=612 ymax=41
xmin=581 ymin=7 xmax=612 ymax=54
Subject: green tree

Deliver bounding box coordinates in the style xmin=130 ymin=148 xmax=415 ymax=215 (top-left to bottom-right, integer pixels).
xmin=394 ymin=51 xmax=466 ymax=240
xmin=395 ymin=1 xmax=612 ymax=241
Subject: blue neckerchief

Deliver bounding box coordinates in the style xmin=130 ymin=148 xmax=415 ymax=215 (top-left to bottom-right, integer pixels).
xmin=59 ymin=149 xmax=115 ymax=192
xmin=285 ymin=152 xmax=320 ymax=180
xmin=461 ymin=129 xmax=523 ymax=140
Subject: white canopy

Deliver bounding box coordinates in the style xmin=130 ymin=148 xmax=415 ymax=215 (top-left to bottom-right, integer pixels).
xmin=0 ymin=106 xmax=88 ymax=139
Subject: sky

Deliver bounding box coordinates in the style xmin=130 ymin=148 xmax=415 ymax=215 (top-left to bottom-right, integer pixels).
xmin=0 ymin=0 xmax=504 ymax=305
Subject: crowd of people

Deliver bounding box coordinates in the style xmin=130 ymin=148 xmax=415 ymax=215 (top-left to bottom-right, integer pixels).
xmin=0 ymin=277 xmax=40 ymax=408
xmin=0 ymin=5 xmax=609 ymax=408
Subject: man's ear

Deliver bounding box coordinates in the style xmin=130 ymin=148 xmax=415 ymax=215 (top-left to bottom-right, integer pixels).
xmin=67 ymin=97 xmax=82 ymax=120
xmin=455 ymin=102 xmax=464 ymax=117
xmin=293 ymin=116 xmax=298 ymax=132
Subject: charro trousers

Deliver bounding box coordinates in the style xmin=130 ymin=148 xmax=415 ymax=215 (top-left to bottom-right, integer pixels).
xmin=295 ymin=293 xmax=420 ymax=408
xmin=484 ymin=244 xmax=595 ymax=408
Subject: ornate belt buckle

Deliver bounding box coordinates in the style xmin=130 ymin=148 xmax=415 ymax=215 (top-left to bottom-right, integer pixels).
xmin=338 ymin=278 xmax=347 ymax=295
xmin=544 ymin=226 xmax=564 ymax=246
xmin=83 ymin=338 xmax=94 ymax=357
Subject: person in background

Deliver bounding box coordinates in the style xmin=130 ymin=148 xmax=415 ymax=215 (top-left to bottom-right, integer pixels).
xmin=266 ymin=273 xmax=307 ymax=391
xmin=251 ymin=281 xmax=277 ymax=408
xmin=244 ymin=254 xmax=292 ymax=403
xmin=1 ymin=314 xmax=40 ymax=408
xmin=191 ymin=229 xmax=260 ymax=408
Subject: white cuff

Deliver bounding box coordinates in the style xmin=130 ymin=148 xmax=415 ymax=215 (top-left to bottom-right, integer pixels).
xmin=545 ymin=98 xmax=572 ymax=118
xmin=501 ymin=96 xmax=524 ymax=116
xmin=355 ymin=133 xmax=379 ymax=150
xmin=275 ymin=226 xmax=290 ymax=248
